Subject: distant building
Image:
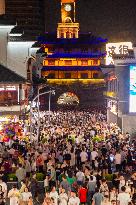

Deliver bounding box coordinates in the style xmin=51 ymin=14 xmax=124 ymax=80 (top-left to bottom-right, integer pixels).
xmin=104 ymin=45 xmax=136 ymax=134
xmin=0 ymin=63 xmax=29 ymax=114
xmin=33 ymin=0 xmax=107 ymax=107
xmin=0 ymin=0 xmax=45 ymax=79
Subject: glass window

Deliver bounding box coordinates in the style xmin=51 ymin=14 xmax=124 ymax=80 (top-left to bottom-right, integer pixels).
xmin=65 ymin=73 xmax=71 ymax=79
xmin=81 ymin=73 xmax=88 ymax=79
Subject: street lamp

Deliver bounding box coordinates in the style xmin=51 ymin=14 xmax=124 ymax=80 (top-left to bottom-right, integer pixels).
xmin=30 ymin=88 xmax=55 ymax=141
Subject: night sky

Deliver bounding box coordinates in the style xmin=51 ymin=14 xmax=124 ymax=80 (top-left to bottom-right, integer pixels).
xmin=45 ymin=0 xmax=136 ymax=42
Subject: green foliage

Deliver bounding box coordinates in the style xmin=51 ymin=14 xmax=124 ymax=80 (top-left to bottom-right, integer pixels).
xmin=42 ymin=138 xmax=47 ymax=144
xmin=7 ymin=173 xmax=17 ymax=181
xmin=36 ymin=173 xmax=44 ymax=181
xmin=92 ymin=136 xmax=103 ymax=142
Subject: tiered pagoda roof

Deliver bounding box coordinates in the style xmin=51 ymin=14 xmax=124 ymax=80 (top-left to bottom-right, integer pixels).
xmin=37 ymin=32 xmax=107 ymax=45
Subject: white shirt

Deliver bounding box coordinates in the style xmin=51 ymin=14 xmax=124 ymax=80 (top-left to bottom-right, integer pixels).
xmin=80 ymin=151 xmax=88 ymax=162
xmin=68 ymin=196 xmax=80 ymax=205
xmin=91 ymin=151 xmax=98 ymax=160
xmin=44 ymin=178 xmax=49 ymax=187
xmin=76 ymin=171 xmax=85 ymax=181
xmin=21 ymin=192 xmax=32 ymax=201
xmin=50 ymin=191 xmax=59 ymax=205
xmin=0 ymin=182 xmax=7 ymax=193
xmin=8 ymin=188 xmax=20 ymax=205
xmin=115 ymin=153 xmax=121 ymax=164
xmin=117 ymin=192 xmax=131 ymax=205
xmin=59 ymin=193 xmax=68 ymax=205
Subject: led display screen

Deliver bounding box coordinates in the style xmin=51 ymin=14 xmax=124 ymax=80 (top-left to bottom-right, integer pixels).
xmin=129 ymin=65 xmax=136 ymax=112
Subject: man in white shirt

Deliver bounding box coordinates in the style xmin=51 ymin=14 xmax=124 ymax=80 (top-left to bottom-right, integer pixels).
xmin=0 ymin=178 xmax=7 ymax=198
xmin=117 ymin=186 xmax=131 ymax=205
xmin=91 ymin=149 xmax=98 ymax=161
xmin=115 ymin=151 xmax=121 ymax=172
xmin=68 ymin=190 xmax=80 ymax=205
xmin=91 ymin=148 xmax=98 ymax=169
xmin=80 ymin=149 xmax=88 ymax=163
xmin=76 ymin=169 xmax=85 ymax=185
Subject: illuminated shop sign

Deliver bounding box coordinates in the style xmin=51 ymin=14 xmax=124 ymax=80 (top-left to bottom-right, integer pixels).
xmin=129 ymin=65 xmax=136 ymax=113
xmin=106 ymin=42 xmax=133 ymax=65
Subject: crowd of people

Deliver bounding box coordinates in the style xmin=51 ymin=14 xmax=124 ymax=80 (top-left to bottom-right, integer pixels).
xmin=0 ymin=109 xmax=135 ymax=205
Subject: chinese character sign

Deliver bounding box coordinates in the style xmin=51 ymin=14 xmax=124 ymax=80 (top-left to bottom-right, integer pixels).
xmin=106 ymin=42 xmax=132 ymax=65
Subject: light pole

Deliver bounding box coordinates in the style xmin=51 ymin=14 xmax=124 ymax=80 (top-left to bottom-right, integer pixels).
xmin=48 ymin=89 xmax=55 ymax=122
xmin=30 ymin=89 xmax=55 ymax=141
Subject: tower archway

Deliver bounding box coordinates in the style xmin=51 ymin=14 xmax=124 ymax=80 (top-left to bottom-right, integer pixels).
xmin=57 ymin=92 xmax=79 ymax=106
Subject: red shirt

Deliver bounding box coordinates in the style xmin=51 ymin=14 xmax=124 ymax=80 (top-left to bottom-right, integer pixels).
xmin=79 ymin=187 xmax=87 ymax=203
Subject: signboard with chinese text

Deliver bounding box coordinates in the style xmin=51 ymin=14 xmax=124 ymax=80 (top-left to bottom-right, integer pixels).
xmin=129 ymin=65 xmax=136 ymax=113
xmin=106 ymin=42 xmax=133 ymax=65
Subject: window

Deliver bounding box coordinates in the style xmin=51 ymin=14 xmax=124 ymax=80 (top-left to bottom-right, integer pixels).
xmin=93 ymin=73 xmax=99 ymax=79
xmin=93 ymin=60 xmax=98 ymax=65
xmin=81 ymin=60 xmax=88 ymax=66
xmin=65 ymin=60 xmax=72 ymax=66
xmin=65 ymin=73 xmax=71 ymax=79
xmin=81 ymin=73 xmax=88 ymax=79
xmin=81 ymin=48 xmax=88 ymax=53
xmin=48 ymin=60 xmax=55 ymax=66
xmin=60 ymin=33 xmax=64 ymax=38
xmin=48 ymin=73 xmax=55 ymax=79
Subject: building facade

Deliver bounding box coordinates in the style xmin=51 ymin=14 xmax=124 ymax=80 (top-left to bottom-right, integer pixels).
xmin=0 ymin=0 xmax=45 ymax=79
xmin=105 ymin=47 xmax=136 ymax=134
xmin=33 ymin=0 xmax=107 ymax=107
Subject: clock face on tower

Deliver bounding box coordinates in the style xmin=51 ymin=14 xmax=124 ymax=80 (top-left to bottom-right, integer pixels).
xmin=64 ymin=4 xmax=72 ymax=12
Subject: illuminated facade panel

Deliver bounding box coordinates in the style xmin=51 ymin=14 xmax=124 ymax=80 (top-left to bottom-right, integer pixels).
xmin=129 ymin=65 xmax=136 ymax=113
xmin=106 ymin=42 xmax=132 ymax=65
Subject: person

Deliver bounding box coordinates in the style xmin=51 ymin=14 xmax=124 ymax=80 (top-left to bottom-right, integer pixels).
xmin=117 ymin=186 xmax=131 ymax=205
xmin=60 ymin=175 xmax=71 ymax=194
xmin=42 ymin=197 xmax=52 ymax=205
xmin=49 ymin=186 xmax=58 ymax=205
xmin=115 ymin=151 xmax=121 ymax=172
xmin=110 ymin=187 xmax=117 ymax=202
xmin=15 ymin=164 xmax=26 ymax=184
xmin=28 ymin=174 xmax=39 ymax=202
xmin=87 ymin=176 xmax=96 ymax=203
xmin=21 ymin=187 xmax=32 ymax=205
xmin=80 ymin=149 xmax=88 ymax=164
xmin=91 ymin=148 xmax=98 ymax=170
xmin=0 ymin=178 xmax=7 ymax=199
xmin=119 ymin=176 xmax=126 ymax=192
xmin=8 ymin=185 xmax=20 ymax=205
xmin=76 ymin=169 xmax=85 ymax=186
xmin=28 ymin=196 xmax=33 ymax=205
xmin=20 ymin=180 xmax=27 ymax=193
xmin=49 ymin=165 xmax=56 ymax=188
xmin=92 ymin=188 xmax=104 ymax=205
xmin=78 ymin=184 xmax=87 ymax=205
xmin=59 ymin=187 xmax=68 ymax=205
xmin=44 ymin=175 xmax=49 ymax=193
xmin=99 ymin=179 xmax=109 ymax=203
xmin=68 ymin=190 xmax=80 ymax=205
xmin=0 ymin=185 xmax=5 ymax=205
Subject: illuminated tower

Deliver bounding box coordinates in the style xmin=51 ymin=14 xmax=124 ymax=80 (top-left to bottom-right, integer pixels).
xmin=57 ymin=0 xmax=79 ymax=38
